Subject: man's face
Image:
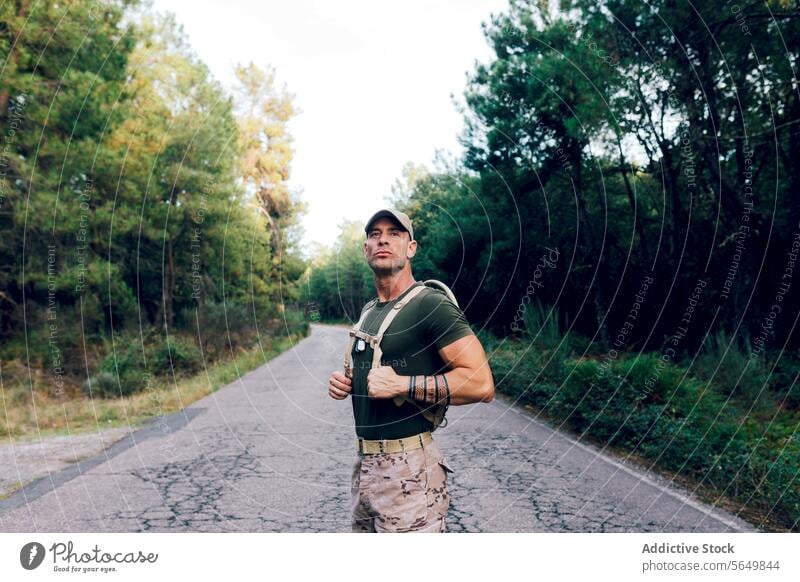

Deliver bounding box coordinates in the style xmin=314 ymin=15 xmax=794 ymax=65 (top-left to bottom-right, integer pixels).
xmin=364 ymin=217 xmax=417 ymax=275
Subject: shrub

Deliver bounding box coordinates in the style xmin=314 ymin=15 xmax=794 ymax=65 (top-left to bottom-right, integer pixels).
xmin=180 ymin=301 xmax=254 ymax=358
xmin=83 ymin=367 xmax=149 ymax=399
xmin=522 ymin=300 xmax=561 ymax=349
xmin=152 ymin=337 xmax=203 ymax=376
xmin=282 ymin=307 xmax=310 ymax=337
xmin=751 ymin=440 xmax=800 ymax=526
xmin=475 ymin=329 xmax=500 ymax=353
xmin=83 ymin=372 xmax=118 ymax=399
xmin=490 ymin=338 xmax=800 ymax=529
xmin=769 ymin=353 xmax=800 ymax=410
xmin=489 ymin=340 xmax=551 ymax=401
xmin=82 ymin=339 xmax=150 ymax=398
xmin=559 ymin=359 xmax=645 ymax=439
xmin=695 ymin=330 xmax=770 ymax=407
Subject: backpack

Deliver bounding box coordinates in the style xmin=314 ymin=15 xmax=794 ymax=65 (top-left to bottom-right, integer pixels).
xmin=343 ymin=279 xmax=458 ymax=431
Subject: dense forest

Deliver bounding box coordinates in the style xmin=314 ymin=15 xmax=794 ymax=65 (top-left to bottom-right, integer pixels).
xmin=0 ymin=0 xmax=308 ymax=398
xmin=309 ymin=0 xmax=800 ymax=357
xmin=303 ymin=0 xmax=800 ymax=530
xmin=2 ymin=0 xmax=799 ymax=530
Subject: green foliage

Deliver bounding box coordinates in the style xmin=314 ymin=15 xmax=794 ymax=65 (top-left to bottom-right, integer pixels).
xmin=490 ymin=342 xmax=800 ymax=529
xmin=750 ymin=438 xmax=800 ymax=525
xmin=180 ymin=301 xmax=255 ymax=358
xmin=84 ymin=373 xmax=123 ymax=401
xmin=386 ymin=0 xmax=799 ymax=528
xmin=85 ymin=340 xmax=150 ymax=398
xmin=390 ymin=0 xmax=800 ymax=357
xmin=475 ymin=328 xmax=500 ymax=354
xmin=560 ymin=360 xmax=640 ymax=442
xmin=694 ymin=330 xmax=771 ymax=409
xmin=301 ymin=221 xmax=375 ymax=321
xmin=152 ymin=337 xmax=203 ymax=377
xmin=522 ymin=300 xmax=562 ymax=349
xmin=1 ymin=2 xmax=308 ymax=399
xmin=281 ymin=307 xmax=311 ymax=338
xmin=767 ymin=353 xmax=800 ymax=411
xmin=488 ymin=337 xmax=563 ymax=405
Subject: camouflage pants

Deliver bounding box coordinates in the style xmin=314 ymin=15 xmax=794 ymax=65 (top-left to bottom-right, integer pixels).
xmin=351 ymin=438 xmax=454 ymax=533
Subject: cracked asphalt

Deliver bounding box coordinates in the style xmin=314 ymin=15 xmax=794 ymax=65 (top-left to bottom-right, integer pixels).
xmin=0 ymin=324 xmax=757 ymax=532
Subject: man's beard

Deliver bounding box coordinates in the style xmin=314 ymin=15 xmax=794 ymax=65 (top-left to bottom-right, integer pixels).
xmin=369 ymin=256 xmax=405 ymax=276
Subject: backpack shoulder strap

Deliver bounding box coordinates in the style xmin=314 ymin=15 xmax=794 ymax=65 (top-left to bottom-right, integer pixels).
xmin=370 ymin=284 xmax=427 ymax=368
xmin=389 ymin=280 xmax=459 ymax=430
xmin=422 ymin=278 xmax=459 ymax=308
xmin=343 ymin=282 xmax=428 ymax=377
xmin=343 ymin=298 xmax=377 ymax=379
xmin=344 ymin=281 xmax=456 ymax=431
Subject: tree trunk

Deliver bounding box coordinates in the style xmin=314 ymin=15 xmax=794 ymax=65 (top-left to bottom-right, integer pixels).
xmin=616 ymin=131 xmax=651 ymax=266
xmin=571 ymin=139 xmax=611 ymax=351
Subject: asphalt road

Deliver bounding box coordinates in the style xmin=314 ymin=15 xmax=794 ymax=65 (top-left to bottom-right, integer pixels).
xmin=0 ymin=324 xmax=756 ymax=532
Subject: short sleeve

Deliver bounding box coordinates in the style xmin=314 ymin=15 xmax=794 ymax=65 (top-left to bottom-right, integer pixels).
xmin=420 ymin=289 xmax=474 ymax=350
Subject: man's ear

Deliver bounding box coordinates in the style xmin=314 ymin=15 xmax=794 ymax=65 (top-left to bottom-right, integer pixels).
xmin=407 ymin=240 xmax=417 ymax=259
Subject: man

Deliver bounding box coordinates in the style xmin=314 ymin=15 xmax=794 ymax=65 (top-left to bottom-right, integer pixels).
xmin=327 ymin=208 xmax=495 ymax=533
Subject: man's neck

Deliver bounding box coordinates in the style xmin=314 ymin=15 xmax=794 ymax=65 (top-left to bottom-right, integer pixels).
xmin=374 ymin=272 xmax=416 ymax=302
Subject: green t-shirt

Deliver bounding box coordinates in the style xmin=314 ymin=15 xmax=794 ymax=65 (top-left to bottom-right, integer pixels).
xmin=350 ymin=281 xmax=474 ymax=440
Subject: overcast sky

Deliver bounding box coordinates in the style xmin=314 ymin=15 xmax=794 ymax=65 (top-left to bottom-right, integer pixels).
xmin=150 ymin=0 xmax=508 ymax=255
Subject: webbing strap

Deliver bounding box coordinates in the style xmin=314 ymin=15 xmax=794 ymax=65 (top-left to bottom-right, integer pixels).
xmin=343 ymin=298 xmax=376 ymax=379
xmin=370 ymin=285 xmax=427 ymax=369
xmin=372 ymin=286 xmax=440 ymax=423
xmin=342 ymin=282 xmax=451 ymax=430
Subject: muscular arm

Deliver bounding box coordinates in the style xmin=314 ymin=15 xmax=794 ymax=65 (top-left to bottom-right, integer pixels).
xmin=367 ymin=334 xmax=494 ymax=405
xmin=432 ymin=334 xmax=494 ymax=405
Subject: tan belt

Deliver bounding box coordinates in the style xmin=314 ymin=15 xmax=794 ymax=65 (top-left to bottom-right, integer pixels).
xmin=357 ymin=431 xmax=432 ymax=454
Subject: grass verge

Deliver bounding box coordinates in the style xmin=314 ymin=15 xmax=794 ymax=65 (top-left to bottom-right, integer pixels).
xmin=0 ymin=333 xmax=306 ymax=443
xmin=489 ymin=336 xmax=800 ymax=533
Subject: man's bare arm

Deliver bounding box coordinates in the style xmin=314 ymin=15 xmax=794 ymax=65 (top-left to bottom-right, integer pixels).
xmin=434 ymin=334 xmax=494 ymax=405
xmin=366 ymin=334 xmax=494 ymax=404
